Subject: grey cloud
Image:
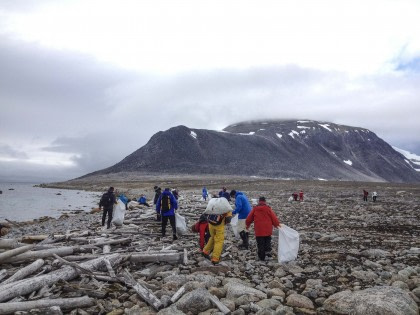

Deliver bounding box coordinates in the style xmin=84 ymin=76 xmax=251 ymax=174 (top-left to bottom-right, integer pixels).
xmin=0 ymin=144 xmax=28 ymax=159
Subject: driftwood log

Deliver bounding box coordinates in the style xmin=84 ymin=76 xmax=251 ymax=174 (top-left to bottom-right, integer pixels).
xmin=0 ymin=239 xmax=22 ymax=249
xmin=2 ymin=259 xmax=44 ymax=285
xmin=0 ymin=245 xmax=35 ymax=263
xmin=0 ymin=296 xmax=95 ymax=314
xmin=2 ymin=246 xmax=74 ymax=264
xmin=129 ymin=252 xmax=181 ymax=264
xmin=0 ymin=253 xmax=120 ymax=302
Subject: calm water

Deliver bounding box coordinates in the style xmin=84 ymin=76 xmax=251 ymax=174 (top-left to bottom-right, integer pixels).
xmin=0 ymin=182 xmax=102 ymax=222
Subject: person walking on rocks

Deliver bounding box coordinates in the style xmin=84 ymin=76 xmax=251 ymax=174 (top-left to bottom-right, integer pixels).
xmin=299 ymin=190 xmax=304 ymax=201
xmin=99 ymin=187 xmax=117 ymax=229
xmin=219 ymin=187 xmax=231 ymax=201
xmin=153 ymin=186 xmax=162 ymax=221
xmin=202 ymin=187 xmax=208 ymax=201
xmin=156 ymin=188 xmax=178 ymax=240
xmin=230 ymin=189 xmax=252 ymax=249
xmin=292 ymin=192 xmax=298 ymax=201
xmin=372 ymin=191 xmax=378 ymax=202
xmin=138 ymin=194 xmax=150 ymax=207
xmin=192 ymin=214 xmax=210 ymax=250
xmin=246 ymin=196 xmax=280 ymax=261
xmin=202 ymin=210 xmax=232 ymax=264
xmin=363 ymin=189 xmax=369 ymax=202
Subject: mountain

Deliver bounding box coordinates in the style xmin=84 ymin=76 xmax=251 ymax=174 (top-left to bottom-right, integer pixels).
xmin=83 ymin=120 xmax=420 ymax=183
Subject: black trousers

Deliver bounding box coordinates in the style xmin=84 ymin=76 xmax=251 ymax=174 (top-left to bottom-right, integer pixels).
xmin=256 ymin=236 xmax=272 ymax=261
xmin=162 ymin=215 xmax=176 ymax=236
xmin=102 ymin=208 xmax=113 ymax=228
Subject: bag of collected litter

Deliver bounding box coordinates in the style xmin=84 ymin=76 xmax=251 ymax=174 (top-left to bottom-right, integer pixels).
xmin=204 ymin=197 xmax=232 ymax=215
xmin=278 ymin=224 xmax=299 ymax=263
xmin=175 ymin=213 xmax=187 ymax=235
xmin=229 ymin=214 xmax=239 ymax=239
xmin=112 ymin=199 xmax=126 ymax=226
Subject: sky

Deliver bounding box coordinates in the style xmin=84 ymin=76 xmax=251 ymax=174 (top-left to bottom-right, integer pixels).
xmin=0 ymin=0 xmax=420 ymax=182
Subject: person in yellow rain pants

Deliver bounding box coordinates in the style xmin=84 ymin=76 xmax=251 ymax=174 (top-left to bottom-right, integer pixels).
xmin=202 ymin=211 xmax=232 ymax=265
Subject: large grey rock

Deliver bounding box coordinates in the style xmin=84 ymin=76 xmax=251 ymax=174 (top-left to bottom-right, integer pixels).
xmin=157 ymin=304 xmax=186 ymax=315
xmin=175 ymin=288 xmax=212 ymax=314
xmin=323 ymin=286 xmax=419 ymax=315
xmin=285 ymin=293 xmax=315 ymax=309
xmin=225 ymin=281 xmax=267 ymax=300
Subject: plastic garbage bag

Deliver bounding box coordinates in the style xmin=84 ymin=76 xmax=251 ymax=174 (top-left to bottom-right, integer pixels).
xmin=112 ymin=199 xmax=126 ymax=226
xmin=278 ymin=224 xmax=299 ymax=263
xmin=204 ymin=197 xmax=233 ymax=215
xmin=175 ymin=213 xmax=187 ymax=235
xmin=230 ymin=214 xmax=239 ymax=239
xmin=288 ymin=196 xmax=294 ymax=202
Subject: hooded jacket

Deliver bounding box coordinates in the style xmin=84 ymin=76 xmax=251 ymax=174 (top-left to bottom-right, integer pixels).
xmin=232 ymin=191 xmax=251 ymax=219
xmin=246 ymin=201 xmax=280 ymax=236
xmin=156 ymin=189 xmax=178 ymax=216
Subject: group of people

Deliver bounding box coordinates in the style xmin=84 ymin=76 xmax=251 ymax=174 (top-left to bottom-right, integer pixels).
xmin=98 ymin=185 xmax=281 ymax=265
xmin=363 ymin=190 xmax=378 ymax=202
xmin=291 ymin=190 xmax=304 ymax=201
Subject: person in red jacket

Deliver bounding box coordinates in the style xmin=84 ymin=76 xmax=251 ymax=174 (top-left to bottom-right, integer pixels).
xmin=246 ymin=196 xmax=280 ymax=261
xmin=299 ymin=190 xmax=304 ymax=201
xmin=191 ymin=214 xmax=210 ymax=250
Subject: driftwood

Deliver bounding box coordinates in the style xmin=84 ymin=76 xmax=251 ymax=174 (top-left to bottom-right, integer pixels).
xmin=0 ymin=239 xmax=22 ymax=249
xmin=2 ymin=259 xmax=44 ymax=285
xmin=209 ymin=294 xmax=231 ymax=314
xmin=62 ymin=254 xmax=99 ymax=261
xmin=0 ymin=253 xmax=120 ymax=302
xmin=2 ymin=246 xmax=74 ymax=264
xmin=0 ymin=269 xmax=7 ymax=282
xmin=52 ymin=254 xmax=94 ymax=276
xmin=123 ymin=269 xmax=163 ymax=311
xmin=170 ymin=285 xmax=186 ymax=303
xmin=0 ymin=296 xmax=95 ymax=314
xmin=0 ymin=245 xmax=35 ymax=263
xmin=129 ymin=252 xmax=181 ymax=264
xmin=104 ymin=258 xmax=116 ymax=278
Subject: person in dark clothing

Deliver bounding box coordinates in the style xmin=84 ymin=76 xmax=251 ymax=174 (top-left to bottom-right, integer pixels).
xmin=363 ymin=190 xmax=369 ymax=202
xmin=172 ymin=189 xmax=179 ymax=200
xmin=99 ymin=187 xmax=117 ymax=229
xmin=292 ymin=192 xmax=298 ymax=201
xmin=218 ymin=187 xmax=231 ymax=201
xmin=153 ymin=186 xmax=162 ymax=221
xmin=156 ymin=188 xmax=178 ymax=240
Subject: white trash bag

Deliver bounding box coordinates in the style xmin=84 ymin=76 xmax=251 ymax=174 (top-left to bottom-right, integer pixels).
xmin=204 ymin=197 xmax=233 ymax=215
xmin=229 ymin=214 xmax=239 ymax=239
xmin=175 ymin=213 xmax=187 ymax=235
xmin=112 ymin=199 xmax=126 ymax=226
xmin=278 ymin=224 xmax=300 ymax=263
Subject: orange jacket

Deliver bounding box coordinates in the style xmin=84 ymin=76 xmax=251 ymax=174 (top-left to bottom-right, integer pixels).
xmin=246 ymin=201 xmax=280 ymax=236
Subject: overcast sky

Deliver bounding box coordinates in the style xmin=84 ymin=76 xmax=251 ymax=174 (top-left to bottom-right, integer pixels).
xmin=1 ymin=0 xmax=419 ymax=182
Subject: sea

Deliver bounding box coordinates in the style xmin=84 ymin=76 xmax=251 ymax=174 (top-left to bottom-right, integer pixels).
xmin=0 ymin=182 xmax=102 ymax=222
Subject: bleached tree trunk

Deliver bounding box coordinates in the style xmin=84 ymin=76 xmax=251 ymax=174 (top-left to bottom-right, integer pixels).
xmin=2 ymin=259 xmax=44 ymax=284
xmin=2 ymin=247 xmax=74 ymax=264
xmin=0 ymin=253 xmax=120 ymax=302
xmin=0 ymin=296 xmax=94 ymax=314
xmin=129 ymin=252 xmax=181 ymax=264
xmin=0 ymin=245 xmax=35 ymax=263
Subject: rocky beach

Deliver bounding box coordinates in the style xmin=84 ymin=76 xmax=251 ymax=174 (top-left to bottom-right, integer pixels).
xmin=0 ymin=175 xmax=419 ymax=314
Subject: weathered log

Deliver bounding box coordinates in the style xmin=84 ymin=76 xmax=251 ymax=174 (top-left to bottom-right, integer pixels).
xmin=92 ymin=238 xmax=131 ymax=247
xmin=2 ymin=259 xmax=44 ymax=284
xmin=0 ymin=253 xmax=120 ymax=302
xmin=62 ymin=254 xmax=99 ymax=261
xmin=170 ymin=285 xmax=186 ymax=303
xmin=209 ymin=294 xmax=231 ymax=314
xmin=129 ymin=252 xmax=181 ymax=264
xmin=2 ymin=246 xmax=74 ymax=264
xmin=0 ymin=245 xmax=35 ymax=263
xmin=183 ymin=249 xmax=188 ymax=265
xmin=0 ymin=239 xmax=22 ymax=249
xmin=0 ymin=296 xmax=95 ymax=314
xmin=123 ymin=269 xmax=163 ymax=311
xmin=0 ymin=269 xmax=7 ymax=282
xmin=103 ymin=244 xmax=111 ymax=254
xmin=52 ymin=254 xmax=94 ymax=275
xmin=104 ymin=258 xmax=116 ymax=277
xmin=21 ymin=235 xmax=52 ymax=243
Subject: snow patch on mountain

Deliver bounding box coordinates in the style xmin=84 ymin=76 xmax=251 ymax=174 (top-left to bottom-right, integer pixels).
xmin=288 ymin=130 xmax=299 ymax=138
xmin=344 ymin=160 xmax=353 ymax=166
xmin=190 ymin=131 xmax=197 ymax=139
xmin=319 ymin=124 xmax=332 ymax=132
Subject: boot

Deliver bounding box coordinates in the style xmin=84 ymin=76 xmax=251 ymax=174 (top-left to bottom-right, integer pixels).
xmin=239 ymin=231 xmax=249 ymax=250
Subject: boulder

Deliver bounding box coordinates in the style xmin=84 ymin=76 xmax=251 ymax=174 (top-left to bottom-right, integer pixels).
xmin=175 ymin=288 xmax=212 ymax=314
xmin=285 ymin=293 xmax=315 ymax=309
xmin=225 ymin=281 xmax=267 ymax=300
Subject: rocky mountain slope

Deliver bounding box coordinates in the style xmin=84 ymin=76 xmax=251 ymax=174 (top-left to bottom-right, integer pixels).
xmin=84 ymin=120 xmax=420 ymax=183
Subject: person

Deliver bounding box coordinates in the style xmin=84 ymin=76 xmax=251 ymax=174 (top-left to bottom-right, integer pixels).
xmin=219 ymin=187 xmax=231 ymax=201
xmin=172 ymin=189 xmax=179 ymax=200
xmin=299 ymin=190 xmax=304 ymax=201
xmin=202 ymin=187 xmax=208 ymax=201
xmin=153 ymin=186 xmax=162 ymax=221
xmin=230 ymin=189 xmax=252 ymax=249
xmin=99 ymin=187 xmax=117 ymax=229
xmin=191 ymin=214 xmax=210 ymax=250
xmin=118 ymin=193 xmax=129 ymax=210
xmin=372 ymin=191 xmax=378 ymax=202
xmin=202 ymin=209 xmax=232 ymax=264
xmin=363 ymin=190 xmax=369 ymax=202
xmin=246 ymin=197 xmax=280 ymax=261
xmin=138 ymin=194 xmax=150 ymax=207
xmin=156 ymin=188 xmax=178 ymax=240
xmin=292 ymin=192 xmax=298 ymax=201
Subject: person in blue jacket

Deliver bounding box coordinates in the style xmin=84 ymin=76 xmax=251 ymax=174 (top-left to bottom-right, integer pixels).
xmin=230 ymin=189 xmax=252 ymax=249
xmin=138 ymin=194 xmax=150 ymax=207
xmin=202 ymin=187 xmax=208 ymax=201
xmin=156 ymin=188 xmax=179 ymax=240
xmin=219 ymin=187 xmax=231 ymax=201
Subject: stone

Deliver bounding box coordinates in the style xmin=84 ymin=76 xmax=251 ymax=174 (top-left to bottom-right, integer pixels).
xmin=225 ymin=281 xmax=267 ymax=300
xmin=286 ymin=293 xmax=315 ymax=309
xmin=175 ymin=288 xmax=212 ymax=314
xmin=256 ymin=298 xmax=282 ymax=309
xmin=157 ymin=305 xmax=186 ymax=315
xmin=267 ymin=287 xmax=286 ymax=299
xmin=323 ymin=286 xmax=418 ymax=315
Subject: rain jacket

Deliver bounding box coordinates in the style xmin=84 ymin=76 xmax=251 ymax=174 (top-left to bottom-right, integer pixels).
xmin=232 ymin=191 xmax=251 ymax=219
xmin=138 ymin=196 xmax=147 ymax=204
xmin=246 ymin=201 xmax=280 ymax=236
xmin=156 ymin=189 xmax=178 ymax=216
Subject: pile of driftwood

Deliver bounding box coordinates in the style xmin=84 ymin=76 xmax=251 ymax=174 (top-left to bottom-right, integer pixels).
xmin=0 ymin=199 xmax=228 ymax=315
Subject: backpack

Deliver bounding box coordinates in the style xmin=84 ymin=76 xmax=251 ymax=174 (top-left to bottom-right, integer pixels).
xmin=160 ymin=194 xmax=171 ymax=212
xmin=206 ymin=214 xmax=225 ymax=226
xmin=100 ymin=192 xmax=113 ymax=208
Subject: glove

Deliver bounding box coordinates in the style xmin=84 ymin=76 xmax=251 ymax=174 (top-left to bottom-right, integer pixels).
xmin=225 ymin=216 xmax=232 ymax=224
